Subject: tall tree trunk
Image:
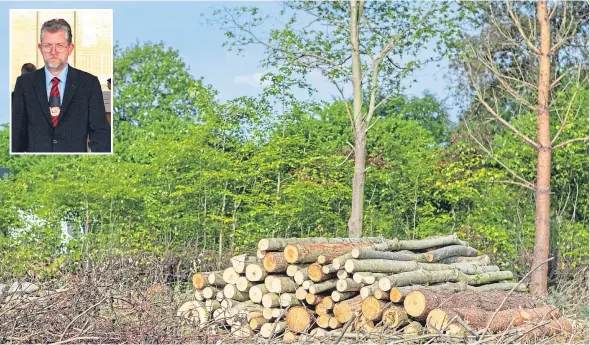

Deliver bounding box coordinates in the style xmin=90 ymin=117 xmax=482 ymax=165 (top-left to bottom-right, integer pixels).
xmin=348 ymin=0 xmax=365 ymax=238
xmin=530 ymin=0 xmax=552 ymax=296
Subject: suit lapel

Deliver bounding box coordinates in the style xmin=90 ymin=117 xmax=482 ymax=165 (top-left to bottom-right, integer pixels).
xmin=58 ymin=66 xmax=79 ymax=124
xmin=34 ymin=69 xmax=52 ymax=125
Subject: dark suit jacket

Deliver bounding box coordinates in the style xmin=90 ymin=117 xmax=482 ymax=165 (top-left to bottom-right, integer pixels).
xmin=11 ymin=66 xmax=111 ymax=153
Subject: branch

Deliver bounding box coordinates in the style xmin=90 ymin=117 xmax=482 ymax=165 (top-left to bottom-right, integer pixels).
xmin=365 ymin=39 xmax=395 ymax=127
xmin=464 ymin=119 xmax=536 ymax=190
xmin=552 ymin=137 xmax=589 ymax=150
xmin=506 ymin=0 xmax=541 ymax=55
xmin=487 ymin=180 xmax=535 ymax=191
xmin=551 ymin=80 xmax=579 ymax=145
xmin=465 ymin=63 xmax=539 ymax=149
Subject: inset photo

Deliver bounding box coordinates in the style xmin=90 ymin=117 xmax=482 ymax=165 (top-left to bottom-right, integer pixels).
xmin=10 ymin=9 xmax=113 ymax=154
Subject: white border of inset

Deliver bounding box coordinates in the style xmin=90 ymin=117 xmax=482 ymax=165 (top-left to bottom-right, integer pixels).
xmin=9 ymin=8 xmax=114 ymax=155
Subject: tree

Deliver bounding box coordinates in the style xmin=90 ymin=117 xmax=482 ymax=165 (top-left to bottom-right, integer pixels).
xmin=459 ymin=0 xmax=588 ymax=295
xmin=214 ymin=1 xmax=461 ymax=237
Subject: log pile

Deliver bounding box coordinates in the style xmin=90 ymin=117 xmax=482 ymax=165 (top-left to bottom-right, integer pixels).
xmin=182 ymin=234 xmax=572 ymax=342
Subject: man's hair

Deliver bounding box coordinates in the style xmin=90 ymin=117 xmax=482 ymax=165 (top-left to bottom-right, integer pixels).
xmin=40 ymin=19 xmax=73 ymax=44
xmin=21 ymin=63 xmax=36 ymax=74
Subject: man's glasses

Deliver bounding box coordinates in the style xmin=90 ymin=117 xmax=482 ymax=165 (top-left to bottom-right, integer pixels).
xmin=40 ymin=44 xmax=69 ymax=53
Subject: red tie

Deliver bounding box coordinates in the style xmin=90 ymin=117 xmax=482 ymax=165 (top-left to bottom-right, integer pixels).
xmin=50 ymin=77 xmax=60 ymax=127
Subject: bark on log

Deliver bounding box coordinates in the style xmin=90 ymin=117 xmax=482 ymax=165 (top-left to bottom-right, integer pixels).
xmin=248 ymin=283 xmax=269 ymax=304
xmin=468 ymin=282 xmax=527 ymax=293
xmin=322 ymin=264 xmax=339 ymax=275
xmin=390 ymin=283 xmax=469 ymax=303
xmin=309 ymin=280 xmax=338 ymax=294
xmin=379 ymin=269 xmax=459 ymax=291
xmin=332 ymin=253 xmax=353 ymax=270
xmin=394 ymin=234 xmax=468 ymax=251
xmin=258 ymin=237 xmax=386 ymax=251
xmin=261 ymin=292 xmax=281 ymax=308
xmin=333 ymin=295 xmax=364 ymax=323
xmin=263 ymin=252 xmax=289 ymax=273
xmin=405 ymin=289 xmax=536 ymax=321
xmin=426 ymin=245 xmax=478 ymax=262
xmin=284 ymin=242 xmax=373 ymax=264
xmin=361 ymin=296 xmax=389 ymax=321
xmin=294 ymin=269 xmax=309 ymax=285
xmin=287 ymin=264 xmax=303 ymax=277
xmin=231 ymin=254 xmax=260 ymax=274
xmin=331 ymin=290 xmax=356 ymax=302
xmin=336 ymin=278 xmax=364 ymax=292
xmin=352 ymin=248 xmax=427 ymax=262
xmin=286 ymin=306 xmax=315 ymax=332
xmin=451 ymin=263 xmax=499 ymax=275
xmin=271 ymin=276 xmax=297 ymax=293
xmin=223 ymin=284 xmax=248 ymax=302
xmin=345 ymin=259 xmax=418 ymax=273
xmin=236 ymin=276 xmax=253 ymax=292
xmin=223 ymin=267 xmax=240 ymax=285
xmin=245 ymin=263 xmax=268 ymax=282
xmin=260 ymin=321 xmax=287 ymax=338
xmin=457 ymin=271 xmax=514 ymax=285
xmin=207 ymin=271 xmax=227 ymax=287
xmin=426 ymin=307 xmax=542 ymax=333
xmin=202 ymin=286 xmax=220 ymax=299
xmin=440 ymin=255 xmax=490 ymax=265
xmin=382 ymin=305 xmax=409 ymax=329
xmin=510 ymin=318 xmax=572 ymax=342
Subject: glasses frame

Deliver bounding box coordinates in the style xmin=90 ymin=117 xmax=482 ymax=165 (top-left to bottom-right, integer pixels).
xmin=40 ymin=43 xmax=70 ymax=53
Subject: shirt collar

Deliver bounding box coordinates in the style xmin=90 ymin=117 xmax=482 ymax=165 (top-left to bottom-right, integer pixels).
xmin=45 ymin=63 xmax=69 ymax=85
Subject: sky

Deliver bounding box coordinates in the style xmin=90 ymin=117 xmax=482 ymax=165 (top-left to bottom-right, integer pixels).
xmin=0 ymin=1 xmax=458 ymax=125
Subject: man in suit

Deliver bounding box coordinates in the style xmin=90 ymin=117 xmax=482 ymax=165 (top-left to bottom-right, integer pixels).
xmin=11 ymin=18 xmax=111 ymax=153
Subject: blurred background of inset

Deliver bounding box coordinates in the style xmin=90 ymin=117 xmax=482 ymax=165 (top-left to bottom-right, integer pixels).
xmin=10 ymin=9 xmax=112 ymax=92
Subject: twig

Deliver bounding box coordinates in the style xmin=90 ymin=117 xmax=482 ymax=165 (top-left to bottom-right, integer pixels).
xmin=48 ymin=336 xmax=102 ymax=345
xmin=59 ymin=297 xmax=108 ymax=341
xmin=333 ymin=313 xmax=357 ymax=345
xmin=266 ymin=305 xmax=290 ymax=344
xmin=455 ymin=315 xmax=478 ymax=338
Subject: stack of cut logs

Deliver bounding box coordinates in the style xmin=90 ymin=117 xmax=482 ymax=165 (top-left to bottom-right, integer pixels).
xmin=179 ymin=234 xmax=571 ymax=341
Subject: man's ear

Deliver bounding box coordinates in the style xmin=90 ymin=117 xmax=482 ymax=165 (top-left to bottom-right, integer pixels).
xmin=68 ymin=44 xmax=75 ymax=55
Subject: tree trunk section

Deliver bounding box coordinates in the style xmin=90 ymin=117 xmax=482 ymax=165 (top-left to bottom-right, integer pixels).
xmin=258 ymin=237 xmax=385 ymax=251
xmin=345 ymin=259 xmax=418 ymax=273
xmin=382 ymin=305 xmax=409 ymax=329
xmin=263 ymin=252 xmax=289 ymax=273
xmin=245 ymin=263 xmax=267 ymax=282
xmin=361 ymin=296 xmax=388 ymax=321
xmin=333 ymin=295 xmax=364 ymax=323
xmin=248 ymin=283 xmax=269 ymax=304
xmin=286 ymin=306 xmax=314 ymax=332
xmin=231 ymin=254 xmax=260 ymax=274
xmin=284 ymin=242 xmax=372 ymax=264
xmin=426 ymin=245 xmax=478 ymax=262
xmin=531 ymin=0 xmax=552 ymax=297
xmin=379 ymin=269 xmax=458 ymax=291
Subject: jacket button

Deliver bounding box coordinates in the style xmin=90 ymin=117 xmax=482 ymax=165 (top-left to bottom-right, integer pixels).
xmin=53 ymin=140 xmax=58 ymax=144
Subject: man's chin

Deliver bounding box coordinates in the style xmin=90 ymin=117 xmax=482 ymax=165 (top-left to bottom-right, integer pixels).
xmin=46 ymin=62 xmax=64 ymax=70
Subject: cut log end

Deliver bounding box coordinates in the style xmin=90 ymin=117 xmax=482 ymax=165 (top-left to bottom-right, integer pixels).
xmin=286 ymin=306 xmax=312 ymax=332
xmin=404 ymin=290 xmax=427 ymax=319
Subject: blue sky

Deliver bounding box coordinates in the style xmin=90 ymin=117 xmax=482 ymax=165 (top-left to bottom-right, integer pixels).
xmin=0 ymin=1 xmax=456 ymax=125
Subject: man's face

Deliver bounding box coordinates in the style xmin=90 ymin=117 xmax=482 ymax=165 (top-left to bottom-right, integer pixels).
xmin=38 ymin=31 xmax=74 ymax=70
xmin=107 ymin=81 xmax=111 ymax=90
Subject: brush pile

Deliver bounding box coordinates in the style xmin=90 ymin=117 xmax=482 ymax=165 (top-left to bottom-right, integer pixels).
xmin=182 ymin=234 xmax=572 ymax=342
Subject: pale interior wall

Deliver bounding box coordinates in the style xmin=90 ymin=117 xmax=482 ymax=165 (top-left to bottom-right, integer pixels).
xmin=10 ymin=10 xmax=112 ymax=91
